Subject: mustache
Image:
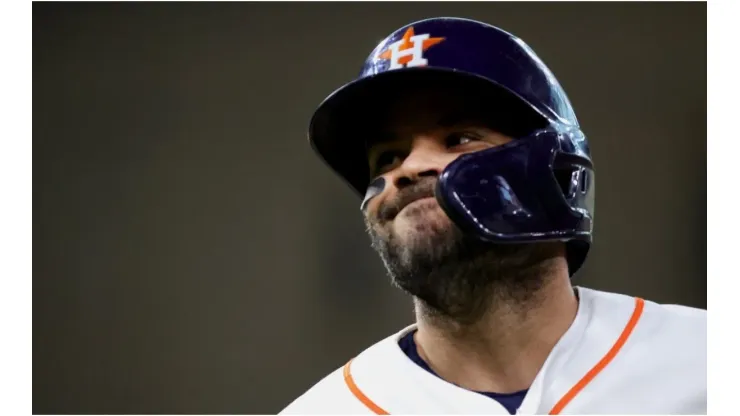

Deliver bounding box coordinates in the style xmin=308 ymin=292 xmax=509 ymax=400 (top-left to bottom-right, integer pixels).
xmin=377 ymin=179 xmax=438 ymax=222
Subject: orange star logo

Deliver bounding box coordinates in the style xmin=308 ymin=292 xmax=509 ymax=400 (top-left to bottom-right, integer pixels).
xmin=377 ymin=27 xmax=445 ymax=68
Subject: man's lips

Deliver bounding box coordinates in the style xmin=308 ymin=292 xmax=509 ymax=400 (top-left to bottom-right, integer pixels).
xmin=376 ymin=181 xmax=438 ymax=222
xmin=398 ymin=197 xmax=437 ymax=216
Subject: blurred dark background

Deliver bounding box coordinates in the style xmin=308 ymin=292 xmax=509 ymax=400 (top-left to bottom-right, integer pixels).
xmin=33 ymin=2 xmax=706 ymax=414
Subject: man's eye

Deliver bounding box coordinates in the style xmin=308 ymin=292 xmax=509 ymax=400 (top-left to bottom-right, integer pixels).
xmin=374 ymin=150 xmax=402 ymax=174
xmin=445 ymin=133 xmax=482 ymax=148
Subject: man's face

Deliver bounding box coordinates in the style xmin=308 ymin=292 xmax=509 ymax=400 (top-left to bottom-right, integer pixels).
xmin=363 ymin=90 xmax=512 ymax=256
xmin=361 ymin=89 xmax=555 ymax=322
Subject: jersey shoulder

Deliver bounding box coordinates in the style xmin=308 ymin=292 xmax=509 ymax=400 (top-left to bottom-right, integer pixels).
xmin=279 ymin=326 xmax=417 ymax=414
xmin=643 ymin=296 xmax=706 ymax=358
xmin=582 ymin=286 xmax=706 ymax=345
xmin=659 ymin=301 xmax=707 ymax=321
xmin=279 ymin=329 xmax=407 ymax=415
xmin=578 ymin=286 xmax=706 ymax=383
xmin=576 ymin=287 xmax=706 ymax=413
xmin=279 ymin=365 xmax=359 ymax=415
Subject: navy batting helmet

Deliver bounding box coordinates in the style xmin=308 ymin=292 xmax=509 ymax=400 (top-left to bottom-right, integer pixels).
xmin=309 ymin=17 xmax=594 ymax=275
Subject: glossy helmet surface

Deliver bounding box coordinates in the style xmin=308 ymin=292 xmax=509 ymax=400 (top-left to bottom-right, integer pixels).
xmin=308 ymin=17 xmax=594 ymax=275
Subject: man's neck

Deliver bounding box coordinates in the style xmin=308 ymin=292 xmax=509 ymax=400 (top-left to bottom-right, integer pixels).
xmin=413 ymin=262 xmax=578 ymax=394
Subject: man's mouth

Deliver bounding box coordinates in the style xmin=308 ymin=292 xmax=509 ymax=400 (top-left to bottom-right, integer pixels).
xmin=398 ymin=197 xmax=437 ymax=216
xmin=375 ymin=180 xmax=439 ymax=222
xmin=379 ymin=192 xmax=436 ymax=221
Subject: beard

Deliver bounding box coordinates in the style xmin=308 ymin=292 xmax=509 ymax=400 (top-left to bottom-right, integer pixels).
xmin=364 ymin=179 xmax=558 ymax=325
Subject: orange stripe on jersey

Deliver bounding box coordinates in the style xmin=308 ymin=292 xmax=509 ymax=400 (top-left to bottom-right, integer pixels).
xmin=344 ymin=359 xmax=390 ymax=415
xmin=549 ymin=297 xmax=645 ymax=414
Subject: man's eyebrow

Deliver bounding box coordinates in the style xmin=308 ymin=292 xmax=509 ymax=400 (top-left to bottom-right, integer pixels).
xmin=365 ymin=109 xmax=488 ymax=151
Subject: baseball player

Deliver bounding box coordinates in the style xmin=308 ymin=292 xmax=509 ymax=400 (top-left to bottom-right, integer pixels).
xmin=282 ymin=17 xmax=706 ymax=415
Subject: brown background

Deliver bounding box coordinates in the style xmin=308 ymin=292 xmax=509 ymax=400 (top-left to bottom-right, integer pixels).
xmin=33 ymin=2 xmax=706 ymax=414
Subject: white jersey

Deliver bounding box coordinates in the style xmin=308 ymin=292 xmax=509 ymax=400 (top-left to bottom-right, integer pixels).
xmin=280 ymin=287 xmax=706 ymax=415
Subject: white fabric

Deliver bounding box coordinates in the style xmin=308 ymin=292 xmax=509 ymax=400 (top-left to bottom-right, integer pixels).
xmin=280 ymin=287 xmax=706 ymax=415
